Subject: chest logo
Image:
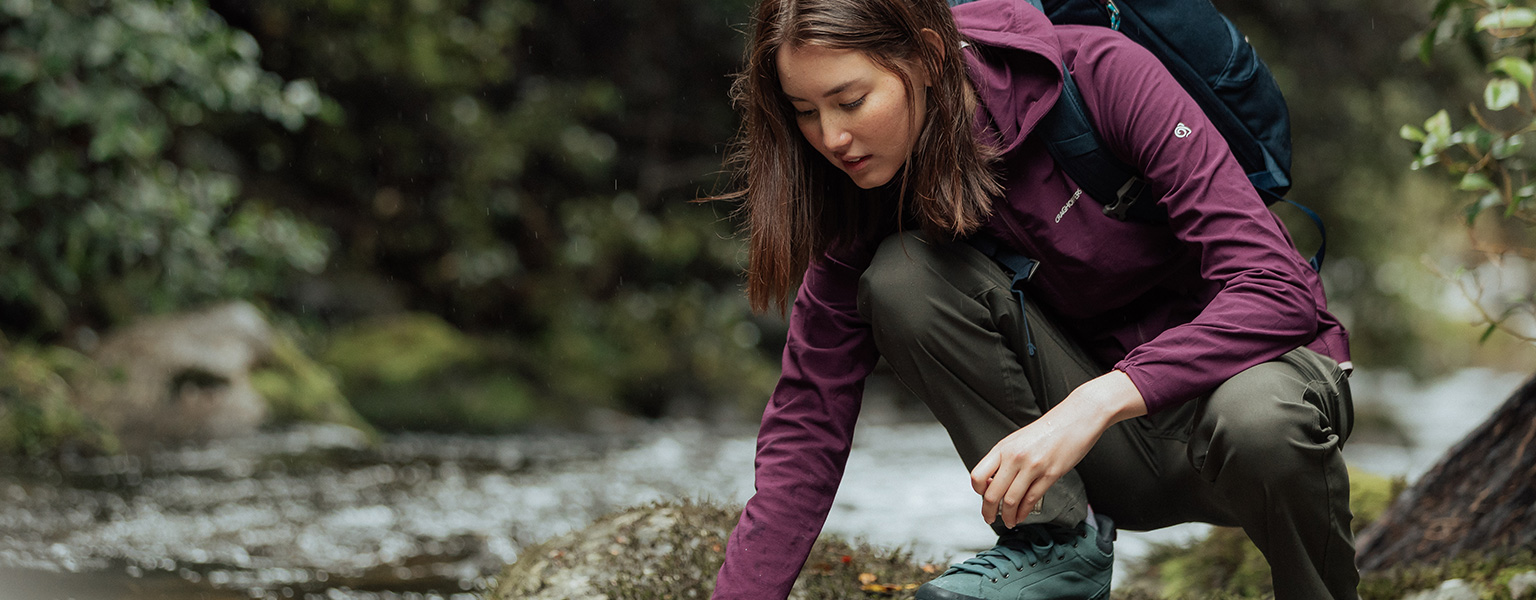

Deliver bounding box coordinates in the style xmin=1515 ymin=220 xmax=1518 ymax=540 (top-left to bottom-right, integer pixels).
xmin=1174 ymin=122 xmax=1192 ymax=138
xmin=1054 ymin=188 xmax=1083 ymax=223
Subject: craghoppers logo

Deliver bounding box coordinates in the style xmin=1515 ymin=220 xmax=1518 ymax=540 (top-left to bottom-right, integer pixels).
xmin=1174 ymin=122 xmax=1192 ymax=138
xmin=1054 ymin=188 xmax=1083 ymax=223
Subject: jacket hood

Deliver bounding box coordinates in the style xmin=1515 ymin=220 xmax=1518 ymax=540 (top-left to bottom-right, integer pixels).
xmin=952 ymin=0 xmax=1063 ymax=155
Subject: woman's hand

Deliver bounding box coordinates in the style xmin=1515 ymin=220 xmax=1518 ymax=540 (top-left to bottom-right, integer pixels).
xmin=971 ymin=370 xmax=1148 ymax=528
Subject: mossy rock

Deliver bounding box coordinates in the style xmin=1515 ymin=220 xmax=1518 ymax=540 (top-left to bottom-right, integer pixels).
xmin=320 ymin=313 xmax=541 ymax=432
xmin=494 ymin=500 xmax=939 ymax=600
xmin=0 ymin=343 xmax=118 ymax=456
xmin=322 ymin=313 xmax=481 ymax=387
xmin=1121 ymin=469 xmax=1403 ymax=599
xmin=1357 ymin=552 xmax=1536 ymax=600
xmin=250 ymin=333 xmax=376 ymax=438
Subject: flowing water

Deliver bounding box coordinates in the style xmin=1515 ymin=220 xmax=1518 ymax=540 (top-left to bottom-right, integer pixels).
xmin=0 ymin=368 xmax=1526 ymax=600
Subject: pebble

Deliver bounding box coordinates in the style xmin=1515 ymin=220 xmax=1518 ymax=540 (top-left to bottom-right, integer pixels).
xmin=1510 ymin=570 xmax=1536 ymax=599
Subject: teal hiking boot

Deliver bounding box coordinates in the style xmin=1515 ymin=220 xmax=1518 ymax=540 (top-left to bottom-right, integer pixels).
xmin=916 ymin=513 xmax=1115 ymax=600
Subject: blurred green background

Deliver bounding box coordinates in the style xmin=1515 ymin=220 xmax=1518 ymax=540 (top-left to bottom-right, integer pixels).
xmin=0 ymin=0 xmax=1531 ymax=449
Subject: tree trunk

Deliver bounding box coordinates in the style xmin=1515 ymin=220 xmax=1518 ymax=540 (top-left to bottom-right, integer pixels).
xmin=1355 ymin=373 xmax=1536 ymax=571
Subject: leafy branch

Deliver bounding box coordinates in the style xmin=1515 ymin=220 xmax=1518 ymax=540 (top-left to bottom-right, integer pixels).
xmin=1403 ymin=0 xmax=1536 ymax=344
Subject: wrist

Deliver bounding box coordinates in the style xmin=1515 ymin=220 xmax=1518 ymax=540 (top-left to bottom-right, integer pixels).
xmin=1064 ymin=370 xmax=1147 ymax=428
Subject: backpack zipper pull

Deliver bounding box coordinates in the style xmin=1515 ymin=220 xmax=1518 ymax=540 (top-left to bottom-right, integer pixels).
xmin=1099 ymin=0 xmax=1122 ymax=30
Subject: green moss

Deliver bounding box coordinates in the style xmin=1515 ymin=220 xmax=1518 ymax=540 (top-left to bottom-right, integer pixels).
xmin=348 ymin=373 xmax=537 ymax=433
xmin=0 ymin=343 xmax=118 ymax=456
xmin=321 ymin=314 xmax=542 ymax=432
xmin=322 ymin=313 xmax=481 ymax=386
xmin=1357 ymin=550 xmax=1536 ymax=600
xmin=250 ymin=334 xmax=376 ymax=438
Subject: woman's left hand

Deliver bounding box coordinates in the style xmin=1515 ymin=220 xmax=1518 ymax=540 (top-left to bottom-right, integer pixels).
xmin=970 ymin=370 xmax=1148 ymax=529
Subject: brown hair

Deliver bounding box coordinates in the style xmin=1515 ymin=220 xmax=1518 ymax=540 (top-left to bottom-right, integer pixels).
xmin=715 ymin=0 xmax=1001 ymax=313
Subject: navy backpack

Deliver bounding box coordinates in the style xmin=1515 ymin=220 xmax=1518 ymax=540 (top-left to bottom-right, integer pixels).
xmin=951 ymin=0 xmax=1325 ymax=271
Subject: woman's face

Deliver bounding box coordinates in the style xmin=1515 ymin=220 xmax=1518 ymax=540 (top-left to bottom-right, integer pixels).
xmin=776 ymin=44 xmax=927 ymax=189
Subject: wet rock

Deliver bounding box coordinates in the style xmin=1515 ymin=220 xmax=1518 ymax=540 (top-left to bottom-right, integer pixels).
xmin=82 ymin=302 xmax=273 ymax=448
xmin=494 ymin=502 xmax=732 ymax=600
xmin=250 ymin=334 xmax=374 ymax=437
xmin=1510 ymin=570 xmax=1536 ymax=599
xmin=1400 ymin=579 xmax=1482 ymax=600
xmin=494 ymin=501 xmax=938 ymax=600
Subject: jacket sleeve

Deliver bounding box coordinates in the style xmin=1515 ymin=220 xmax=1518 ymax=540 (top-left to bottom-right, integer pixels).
xmin=1070 ymin=34 xmax=1321 ymax=412
xmin=712 ymin=246 xmax=880 ymax=599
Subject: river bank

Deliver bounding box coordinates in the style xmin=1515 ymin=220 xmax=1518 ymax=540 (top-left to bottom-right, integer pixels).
xmin=0 ymin=367 xmax=1526 ymax=599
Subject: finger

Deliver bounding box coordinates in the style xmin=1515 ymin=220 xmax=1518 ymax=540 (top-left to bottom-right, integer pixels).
xmin=981 ymin=459 xmax=1019 ymax=525
xmin=1016 ymin=471 xmax=1063 ymax=527
xmin=1000 ymin=470 xmax=1033 ymax=528
xmin=970 ymin=451 xmax=1000 ymax=495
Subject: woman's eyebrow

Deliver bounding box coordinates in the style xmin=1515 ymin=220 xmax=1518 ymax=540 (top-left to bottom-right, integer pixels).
xmin=784 ymin=80 xmax=858 ymax=102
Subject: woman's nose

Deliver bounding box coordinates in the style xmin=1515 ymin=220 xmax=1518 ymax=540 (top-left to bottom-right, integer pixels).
xmin=820 ymin=116 xmax=853 ymax=152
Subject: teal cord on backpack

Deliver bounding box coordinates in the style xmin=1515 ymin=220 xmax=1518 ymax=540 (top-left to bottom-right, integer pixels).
xmin=950 ymin=0 xmax=1326 ymax=271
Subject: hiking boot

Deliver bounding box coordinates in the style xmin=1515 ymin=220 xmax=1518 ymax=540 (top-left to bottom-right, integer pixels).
xmin=916 ymin=513 xmax=1115 ymax=600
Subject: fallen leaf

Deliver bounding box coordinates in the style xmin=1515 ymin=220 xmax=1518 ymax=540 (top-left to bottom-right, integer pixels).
xmin=858 ymin=573 xmax=878 ymax=585
xmin=921 ymin=564 xmax=939 ymax=574
xmin=711 ymin=544 xmax=722 ymax=552
xmin=840 ymin=555 xmax=853 ymax=564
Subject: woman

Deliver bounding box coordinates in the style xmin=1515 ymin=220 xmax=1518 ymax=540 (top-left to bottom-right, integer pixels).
xmin=711 ymin=0 xmax=1357 ymax=598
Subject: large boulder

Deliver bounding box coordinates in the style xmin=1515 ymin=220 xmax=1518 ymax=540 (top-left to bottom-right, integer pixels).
xmin=494 ymin=501 xmax=936 ymax=600
xmin=81 ymin=301 xmax=274 ymax=448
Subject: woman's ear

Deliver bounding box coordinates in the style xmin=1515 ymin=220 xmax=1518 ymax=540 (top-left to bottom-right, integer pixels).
xmin=918 ymin=28 xmax=945 ymax=87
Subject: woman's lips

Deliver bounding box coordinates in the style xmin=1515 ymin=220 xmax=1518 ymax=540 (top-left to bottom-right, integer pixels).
xmin=842 ymin=155 xmax=870 ymax=171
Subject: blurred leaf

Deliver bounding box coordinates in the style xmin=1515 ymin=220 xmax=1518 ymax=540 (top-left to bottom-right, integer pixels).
xmin=1475 ymin=7 xmax=1536 ymax=31
xmin=1485 ymin=78 xmax=1521 ymax=110
xmin=1489 ymin=56 xmax=1535 ymax=88
xmin=1458 ymin=172 xmax=1497 ymax=191
xmin=1400 ymin=125 xmax=1427 ymax=143
xmin=1492 ymin=133 xmax=1526 ymax=159
xmin=1466 ymin=192 xmax=1503 ymax=225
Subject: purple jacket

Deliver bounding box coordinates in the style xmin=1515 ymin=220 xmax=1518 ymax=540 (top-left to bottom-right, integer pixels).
xmin=712 ymin=1 xmax=1351 ymax=597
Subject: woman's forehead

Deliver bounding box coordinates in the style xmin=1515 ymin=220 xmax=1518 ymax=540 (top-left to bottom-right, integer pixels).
xmin=776 ymin=44 xmax=887 ymax=98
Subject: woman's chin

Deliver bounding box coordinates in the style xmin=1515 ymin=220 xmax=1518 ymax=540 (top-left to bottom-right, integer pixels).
xmin=846 ymin=167 xmax=898 ymax=190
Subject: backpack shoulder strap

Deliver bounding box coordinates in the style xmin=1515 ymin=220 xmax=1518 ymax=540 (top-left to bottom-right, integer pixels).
xmin=1038 ymin=67 xmax=1164 ymax=223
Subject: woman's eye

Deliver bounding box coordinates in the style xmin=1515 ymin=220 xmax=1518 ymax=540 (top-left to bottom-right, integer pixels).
xmin=840 ymin=97 xmax=865 ymax=110
xmin=793 ymin=107 xmax=815 ymax=117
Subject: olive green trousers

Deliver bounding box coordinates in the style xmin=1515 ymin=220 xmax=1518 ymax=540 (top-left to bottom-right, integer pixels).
xmin=855 ymin=232 xmax=1359 ymax=600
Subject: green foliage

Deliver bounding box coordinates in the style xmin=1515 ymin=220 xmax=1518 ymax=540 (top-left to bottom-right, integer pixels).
xmin=0 ymin=341 xmax=117 ymax=456
xmin=212 ymin=0 xmax=776 ymax=418
xmin=0 ymin=0 xmax=331 ymax=336
xmin=1406 ymin=0 xmax=1536 ymax=347
xmin=249 ymin=332 xmax=375 ymax=436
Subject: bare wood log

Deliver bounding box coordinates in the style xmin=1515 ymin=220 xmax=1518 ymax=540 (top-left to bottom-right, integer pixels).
xmin=1356 ymin=373 xmax=1536 ymax=571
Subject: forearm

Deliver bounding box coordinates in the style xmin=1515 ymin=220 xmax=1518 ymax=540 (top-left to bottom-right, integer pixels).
xmin=1051 ymin=369 xmax=1147 ymax=431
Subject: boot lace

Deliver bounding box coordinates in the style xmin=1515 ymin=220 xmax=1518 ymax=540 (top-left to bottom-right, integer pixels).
xmin=944 ymin=524 xmax=1085 ymax=581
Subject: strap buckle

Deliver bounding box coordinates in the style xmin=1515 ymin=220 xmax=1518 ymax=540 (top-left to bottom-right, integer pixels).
xmin=1100 ymin=177 xmax=1147 ymax=221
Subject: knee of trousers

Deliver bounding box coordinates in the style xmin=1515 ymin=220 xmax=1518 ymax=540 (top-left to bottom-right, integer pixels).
xmin=1186 ymin=362 xmax=1344 ymax=490
xmin=855 ymin=232 xmax=956 ymax=347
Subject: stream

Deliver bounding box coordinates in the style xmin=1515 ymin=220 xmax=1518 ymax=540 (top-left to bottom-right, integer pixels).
xmin=0 ymin=368 xmax=1526 ymax=600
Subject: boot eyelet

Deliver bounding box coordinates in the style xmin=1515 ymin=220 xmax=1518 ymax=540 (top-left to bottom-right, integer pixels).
xmin=1029 ymin=562 xmax=1036 ymax=567
xmin=1003 ymin=573 xmax=1009 ymax=578
xmin=991 ymin=578 xmax=998 ymax=583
